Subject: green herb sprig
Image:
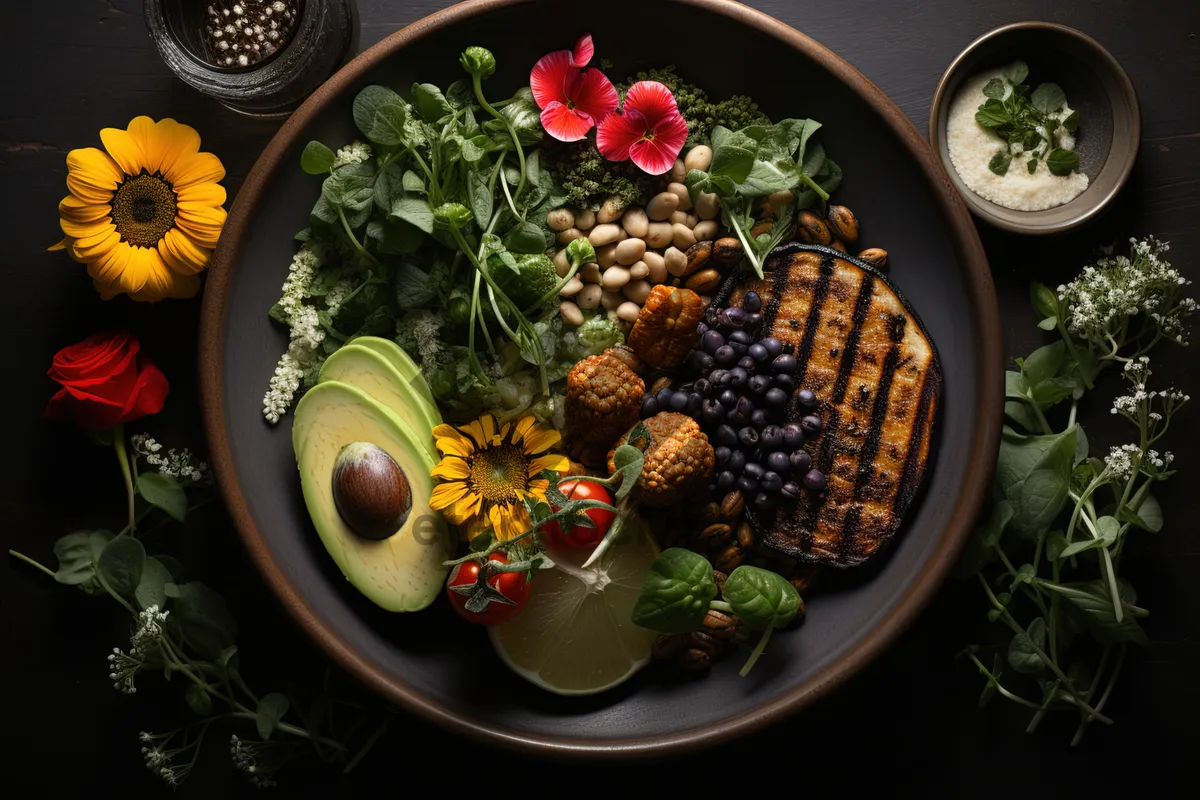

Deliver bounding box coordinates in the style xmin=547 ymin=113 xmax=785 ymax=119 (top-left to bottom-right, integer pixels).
xmin=684 ymin=118 xmax=840 ymax=278
xmin=975 ymin=61 xmax=1080 ymax=177
xmin=8 ymin=430 xmax=385 ymax=789
xmin=631 ymin=548 xmax=803 ymax=676
xmin=959 ymin=236 xmax=1194 ymax=745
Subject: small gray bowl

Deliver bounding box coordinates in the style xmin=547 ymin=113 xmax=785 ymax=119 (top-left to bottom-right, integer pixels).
xmin=929 ymin=22 xmax=1139 ymax=235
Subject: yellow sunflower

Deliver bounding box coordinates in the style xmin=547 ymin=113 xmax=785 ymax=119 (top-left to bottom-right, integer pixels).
xmin=430 ymin=413 xmax=570 ymax=541
xmin=51 ymin=116 xmax=227 ymax=302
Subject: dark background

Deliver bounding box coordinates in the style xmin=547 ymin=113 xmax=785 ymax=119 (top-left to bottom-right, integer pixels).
xmin=2 ymin=0 xmax=1196 ymax=796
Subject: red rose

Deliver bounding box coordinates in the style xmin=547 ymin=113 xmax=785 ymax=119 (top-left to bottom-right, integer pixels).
xmin=44 ymin=332 xmax=169 ymax=432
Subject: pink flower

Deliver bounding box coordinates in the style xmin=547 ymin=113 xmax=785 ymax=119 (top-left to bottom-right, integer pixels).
xmin=529 ymin=34 xmax=618 ymax=143
xmin=596 ymin=81 xmax=688 ymax=175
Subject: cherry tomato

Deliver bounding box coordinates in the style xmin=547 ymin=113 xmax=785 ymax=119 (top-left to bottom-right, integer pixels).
xmin=445 ymin=552 xmax=531 ymax=626
xmin=540 ymin=479 xmax=616 ymax=549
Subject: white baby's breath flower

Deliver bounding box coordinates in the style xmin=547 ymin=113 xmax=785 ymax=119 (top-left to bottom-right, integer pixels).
xmin=130 ymin=605 xmax=169 ymax=656
xmin=1104 ymin=444 xmax=1141 ymax=480
xmin=331 ymin=140 xmax=373 ymax=169
xmin=230 ymin=735 xmax=284 ymax=788
xmin=107 ymin=647 xmax=143 ymax=694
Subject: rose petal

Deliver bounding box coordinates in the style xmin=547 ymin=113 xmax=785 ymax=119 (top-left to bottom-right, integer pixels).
xmin=529 ymin=49 xmax=573 ymax=110
xmin=122 ymin=357 xmax=170 ymax=422
xmin=629 ymin=110 xmax=689 ymax=175
xmin=571 ymin=67 xmax=619 ymax=125
xmin=571 ymin=34 xmax=594 ymax=68
xmin=540 ymin=101 xmax=596 ymax=143
xmin=596 ymin=107 xmax=646 ymax=162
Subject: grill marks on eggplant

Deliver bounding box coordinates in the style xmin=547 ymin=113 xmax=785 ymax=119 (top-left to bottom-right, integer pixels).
xmin=725 ymin=245 xmax=940 ymax=567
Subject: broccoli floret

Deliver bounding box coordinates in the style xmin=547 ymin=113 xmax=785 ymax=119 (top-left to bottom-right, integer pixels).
xmin=619 ymin=66 xmax=769 ymax=148
xmin=542 ymin=138 xmax=657 ymax=211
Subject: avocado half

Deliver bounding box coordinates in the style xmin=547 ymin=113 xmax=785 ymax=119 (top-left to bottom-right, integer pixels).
xmin=350 ymin=336 xmax=439 ymax=414
xmin=319 ymin=345 xmax=440 ymax=459
xmin=293 ymin=381 xmax=451 ymax=612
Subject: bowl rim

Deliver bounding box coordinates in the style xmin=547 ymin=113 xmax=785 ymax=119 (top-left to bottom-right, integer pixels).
xmin=927 ymin=20 xmax=1141 ymax=235
xmin=199 ymin=0 xmax=1003 ymax=757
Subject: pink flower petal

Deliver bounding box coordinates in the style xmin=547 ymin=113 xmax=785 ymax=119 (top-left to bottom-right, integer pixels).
xmin=622 ymin=81 xmax=680 ymax=128
xmin=530 ymin=49 xmax=573 ymax=110
xmin=540 ymin=101 xmax=596 ymax=143
xmin=596 ymin=107 xmax=646 ymax=162
xmin=629 ymin=107 xmax=689 ymax=174
xmin=571 ymin=67 xmax=618 ymax=124
xmin=571 ymin=34 xmax=594 ymax=68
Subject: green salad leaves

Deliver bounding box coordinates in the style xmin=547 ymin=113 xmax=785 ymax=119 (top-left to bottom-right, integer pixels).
xmin=685 ymin=118 xmax=840 ymax=278
xmin=975 ymin=61 xmax=1080 ymax=177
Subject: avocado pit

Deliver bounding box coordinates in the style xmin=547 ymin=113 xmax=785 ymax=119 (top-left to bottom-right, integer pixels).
xmin=331 ymin=441 xmax=412 ymax=540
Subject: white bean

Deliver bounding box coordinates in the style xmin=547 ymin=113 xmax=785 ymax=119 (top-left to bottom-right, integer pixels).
xmin=580 ymin=262 xmax=602 ymax=283
xmin=597 ymin=197 xmax=625 ymax=223
xmin=670 ymin=158 xmax=686 ymax=183
xmin=556 ymin=228 xmax=583 ymax=246
xmin=672 ymin=223 xmax=697 ymax=250
xmin=577 ymin=284 xmax=603 ymax=309
xmin=645 ymin=222 xmax=673 ymax=249
xmin=600 ymin=289 xmax=624 ymax=311
xmin=596 ymin=243 xmax=619 ymax=268
xmin=695 ymin=191 xmax=719 ymax=220
xmin=621 ymin=206 xmax=649 ymax=239
xmin=615 ymin=238 xmax=646 ymax=266
xmin=616 ymin=301 xmax=642 ymax=323
xmin=623 ymin=279 xmax=652 ymax=304
xmin=553 ymin=249 xmax=570 ymax=277
xmin=684 ymin=213 xmax=699 ymax=229
xmin=693 ymin=220 xmax=719 ymax=241
xmin=684 ymin=144 xmax=713 ymax=173
xmin=629 ymin=260 xmax=650 ymax=280
xmin=546 ymin=208 xmax=575 ymax=232
xmin=669 ymin=209 xmax=689 ymax=225
xmin=601 ymin=266 xmax=632 ymax=291
xmin=559 ymin=276 xmax=584 ymax=297
xmin=574 ymin=208 xmax=596 ymax=231
xmin=664 ymin=246 xmax=688 ymax=277
xmin=588 ymin=223 xmax=622 ymax=246
xmin=560 ymin=301 xmax=584 ymax=326
xmin=647 ymin=191 xmax=680 ymax=221
xmin=667 ymin=182 xmax=693 ymax=212
xmin=642 ymin=251 xmax=667 ymax=283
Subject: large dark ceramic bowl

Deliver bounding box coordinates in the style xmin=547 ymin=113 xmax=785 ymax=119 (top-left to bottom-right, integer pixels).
xmin=200 ymin=0 xmax=1002 ymax=756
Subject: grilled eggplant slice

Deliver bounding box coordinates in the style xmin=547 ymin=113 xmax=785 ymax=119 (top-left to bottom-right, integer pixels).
xmin=715 ymin=243 xmax=941 ymax=567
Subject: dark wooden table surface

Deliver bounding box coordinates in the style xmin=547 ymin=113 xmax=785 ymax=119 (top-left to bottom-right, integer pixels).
xmin=3 ymin=0 xmax=1197 ymax=795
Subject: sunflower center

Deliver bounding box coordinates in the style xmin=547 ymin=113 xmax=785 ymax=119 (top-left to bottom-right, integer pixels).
xmin=468 ymin=444 xmax=529 ymax=505
xmin=111 ymin=172 xmax=178 ymax=247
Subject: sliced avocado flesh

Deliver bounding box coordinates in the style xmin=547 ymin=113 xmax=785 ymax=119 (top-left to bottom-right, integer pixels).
xmin=293 ymin=382 xmax=452 ymax=612
xmin=351 ymin=336 xmax=438 ymax=414
xmin=318 ymin=345 xmax=440 ymax=459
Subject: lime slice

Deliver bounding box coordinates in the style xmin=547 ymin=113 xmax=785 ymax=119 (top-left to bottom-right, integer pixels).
xmin=489 ymin=524 xmax=660 ymax=696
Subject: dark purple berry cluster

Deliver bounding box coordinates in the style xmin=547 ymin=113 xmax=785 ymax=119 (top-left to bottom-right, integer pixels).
xmin=639 ymin=290 xmax=827 ymax=512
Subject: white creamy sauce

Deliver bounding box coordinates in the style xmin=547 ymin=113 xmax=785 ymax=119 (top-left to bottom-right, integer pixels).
xmin=946 ymin=69 xmax=1089 ymax=211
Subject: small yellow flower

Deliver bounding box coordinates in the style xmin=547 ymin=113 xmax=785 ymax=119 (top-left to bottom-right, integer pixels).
xmin=51 ymin=116 xmax=227 ymax=302
xmin=430 ymin=413 xmax=570 ymax=541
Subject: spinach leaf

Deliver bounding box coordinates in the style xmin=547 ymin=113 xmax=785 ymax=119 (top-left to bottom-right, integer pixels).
xmin=97 ymin=535 xmax=146 ymax=598
xmin=982 ymin=78 xmax=1008 ymax=100
xmin=138 ymin=473 xmax=187 ymax=522
xmin=630 ymin=548 xmax=716 ymax=633
xmin=975 ymin=99 xmax=1010 ymax=128
xmin=135 ymin=556 xmax=172 ymax=611
xmin=1045 ymin=580 xmax=1149 ymax=646
xmin=1046 ymin=148 xmax=1079 ymax=176
xmin=466 ymin=169 xmax=492 ymax=229
xmin=1007 ymin=616 xmax=1047 ymax=674
xmin=1003 ymin=60 xmax=1030 ymax=85
xmin=988 ymin=151 xmax=1012 ymax=176
xmin=256 ymin=693 xmax=290 ymax=741
xmin=1015 ymin=468 xmax=1069 ymax=533
xmin=389 ymin=196 xmax=434 ymax=234
xmin=300 ymin=141 xmax=335 ymax=175
xmin=53 ymin=530 xmax=113 ymax=594
xmin=1031 ymin=83 xmax=1067 ymax=115
xmin=1120 ymin=491 xmax=1163 ymax=532
xmin=352 ymin=85 xmax=406 ymax=139
xmin=723 ymin=566 xmax=802 ymax=631
xmin=412 ymin=82 xmax=452 ymax=123
xmin=171 ymin=582 xmax=238 ymax=658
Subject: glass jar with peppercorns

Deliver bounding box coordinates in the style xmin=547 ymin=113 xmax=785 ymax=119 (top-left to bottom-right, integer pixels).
xmin=144 ymin=0 xmax=356 ymax=116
